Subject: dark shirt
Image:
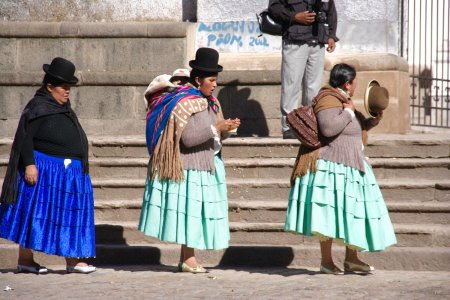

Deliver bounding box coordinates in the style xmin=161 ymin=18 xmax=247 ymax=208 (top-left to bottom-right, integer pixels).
xmin=21 ymin=113 xmax=84 ymax=166
xmin=1 ymin=86 xmax=89 ymax=205
xmin=269 ymin=0 xmax=338 ymax=44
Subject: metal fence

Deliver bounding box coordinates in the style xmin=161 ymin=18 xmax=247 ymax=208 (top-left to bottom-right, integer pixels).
xmin=402 ymin=0 xmax=450 ymax=128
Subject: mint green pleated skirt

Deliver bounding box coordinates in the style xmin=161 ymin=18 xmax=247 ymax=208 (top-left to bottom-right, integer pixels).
xmin=285 ymin=159 xmax=397 ymax=252
xmin=139 ymin=156 xmax=229 ymax=250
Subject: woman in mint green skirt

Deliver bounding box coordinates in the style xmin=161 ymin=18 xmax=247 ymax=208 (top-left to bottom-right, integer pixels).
xmin=139 ymin=48 xmax=240 ymax=273
xmin=285 ymin=63 xmax=397 ymax=274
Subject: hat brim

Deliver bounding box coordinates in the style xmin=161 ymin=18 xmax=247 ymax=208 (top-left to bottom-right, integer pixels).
xmin=189 ymin=61 xmax=223 ymax=73
xmin=364 ymin=80 xmax=379 ymax=117
xmin=43 ymin=64 xmax=79 ymax=85
xmin=170 ymin=75 xmax=190 ymax=80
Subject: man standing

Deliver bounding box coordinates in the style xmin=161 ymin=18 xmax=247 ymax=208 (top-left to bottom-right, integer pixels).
xmin=269 ymin=0 xmax=338 ymax=139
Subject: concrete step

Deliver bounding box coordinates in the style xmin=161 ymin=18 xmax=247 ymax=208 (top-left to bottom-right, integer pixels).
xmin=90 ymin=221 xmax=450 ymax=248
xmin=94 ymin=199 xmax=450 ymax=225
xmin=87 ymin=134 xmax=450 ymax=159
xmin=1 ymin=178 xmax=449 ymax=202
xmin=228 ymin=200 xmax=450 ymax=224
xmin=2 ymin=156 xmax=450 ymax=180
xmin=1 ymin=133 xmax=449 ymax=160
xmin=1 ymin=241 xmax=448 ymax=271
xmin=89 ymin=178 xmax=450 ymax=201
xmin=226 ymin=178 xmax=450 ymax=202
xmin=226 ymin=157 xmax=450 ymax=180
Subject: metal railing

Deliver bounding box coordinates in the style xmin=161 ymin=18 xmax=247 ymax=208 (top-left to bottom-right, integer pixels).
xmin=403 ymin=0 xmax=450 ymax=128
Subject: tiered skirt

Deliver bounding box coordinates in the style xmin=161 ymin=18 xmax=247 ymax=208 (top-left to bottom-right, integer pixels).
xmin=139 ymin=156 xmax=230 ymax=250
xmin=139 ymin=155 xmax=229 ymax=250
xmin=285 ymin=159 xmax=397 ymax=251
xmin=0 ymin=151 xmax=96 ymax=258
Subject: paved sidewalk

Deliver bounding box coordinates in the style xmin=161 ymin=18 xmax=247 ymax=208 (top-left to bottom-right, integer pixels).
xmin=1 ymin=265 xmax=449 ymax=299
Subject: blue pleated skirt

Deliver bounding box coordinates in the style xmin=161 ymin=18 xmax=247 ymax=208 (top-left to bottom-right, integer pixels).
xmin=139 ymin=155 xmax=229 ymax=250
xmin=0 ymin=151 xmax=96 ymax=258
xmin=285 ymin=159 xmax=397 ymax=252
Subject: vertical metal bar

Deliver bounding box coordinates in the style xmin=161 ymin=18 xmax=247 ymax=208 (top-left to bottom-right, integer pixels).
xmin=432 ymin=0 xmax=438 ymax=126
xmin=400 ymin=0 xmax=403 ymax=57
xmin=438 ymin=0 xmax=443 ymax=127
xmin=442 ymin=1 xmax=450 ymax=127
xmin=411 ymin=0 xmax=420 ymax=125
xmin=425 ymin=0 xmax=430 ymax=126
xmin=410 ymin=0 xmax=415 ymax=125
xmin=418 ymin=0 xmax=422 ymax=124
xmin=443 ymin=0 xmax=448 ymax=127
xmin=411 ymin=0 xmax=416 ymax=125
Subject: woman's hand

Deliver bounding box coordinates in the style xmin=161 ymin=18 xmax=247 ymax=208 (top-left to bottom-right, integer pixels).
xmin=215 ymin=118 xmax=241 ymax=132
xmin=343 ymin=99 xmax=355 ymax=111
xmin=229 ymin=118 xmax=241 ymax=130
xmin=24 ymin=165 xmax=38 ymax=185
xmin=370 ymin=111 xmax=383 ymax=126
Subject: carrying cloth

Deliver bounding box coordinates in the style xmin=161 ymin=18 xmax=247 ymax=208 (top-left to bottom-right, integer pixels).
xmin=146 ymin=84 xmax=224 ymax=182
xmin=0 ymin=87 xmax=89 ymax=204
xmin=287 ymin=102 xmax=320 ymax=149
xmin=290 ymin=85 xmax=368 ymax=184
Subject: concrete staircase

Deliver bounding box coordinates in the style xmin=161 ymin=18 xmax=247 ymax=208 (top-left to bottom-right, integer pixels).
xmin=1 ymin=133 xmax=450 ymax=270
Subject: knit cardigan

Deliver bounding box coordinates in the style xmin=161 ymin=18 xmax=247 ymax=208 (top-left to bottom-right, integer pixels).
xmin=180 ymin=107 xmax=221 ymax=173
xmin=317 ymin=105 xmax=371 ymax=172
xmin=290 ymin=86 xmax=377 ymax=184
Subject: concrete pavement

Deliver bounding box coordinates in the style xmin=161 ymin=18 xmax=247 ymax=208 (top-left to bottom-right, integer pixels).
xmin=1 ymin=265 xmax=449 ymax=299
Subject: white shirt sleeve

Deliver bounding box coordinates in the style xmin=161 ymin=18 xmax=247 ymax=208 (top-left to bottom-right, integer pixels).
xmin=344 ymin=107 xmax=355 ymax=119
xmin=211 ymin=125 xmax=222 ymax=155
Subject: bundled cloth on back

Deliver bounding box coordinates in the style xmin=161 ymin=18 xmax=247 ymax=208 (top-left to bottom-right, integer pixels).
xmin=290 ymin=85 xmax=369 ymax=184
xmin=146 ymin=85 xmax=213 ymax=181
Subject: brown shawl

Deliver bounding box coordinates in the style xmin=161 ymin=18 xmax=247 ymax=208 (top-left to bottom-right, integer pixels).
xmin=290 ymin=85 xmax=368 ymax=185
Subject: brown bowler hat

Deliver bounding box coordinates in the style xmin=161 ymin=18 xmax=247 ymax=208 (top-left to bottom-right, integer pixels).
xmin=364 ymin=80 xmax=389 ymax=117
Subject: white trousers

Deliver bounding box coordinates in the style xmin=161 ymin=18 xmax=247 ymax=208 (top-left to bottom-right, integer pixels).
xmin=280 ymin=42 xmax=325 ymax=132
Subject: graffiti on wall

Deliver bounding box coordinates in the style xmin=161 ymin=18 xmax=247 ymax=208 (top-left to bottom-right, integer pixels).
xmin=196 ymin=21 xmax=281 ymax=53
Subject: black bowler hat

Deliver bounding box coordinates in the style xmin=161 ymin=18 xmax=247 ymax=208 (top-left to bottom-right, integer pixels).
xmin=189 ymin=48 xmax=223 ymax=73
xmin=42 ymin=57 xmax=78 ymax=84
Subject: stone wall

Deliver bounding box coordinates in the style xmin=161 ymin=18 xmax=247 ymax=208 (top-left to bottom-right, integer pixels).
xmin=0 ymin=1 xmax=410 ymax=137
xmin=0 ymin=22 xmax=192 ymax=137
xmin=0 ymin=0 xmax=195 ymax=22
xmin=1 ymin=0 xmax=401 ymax=54
xmin=0 ymin=21 xmax=410 ymax=137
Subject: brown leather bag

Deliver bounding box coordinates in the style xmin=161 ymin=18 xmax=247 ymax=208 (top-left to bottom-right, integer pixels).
xmin=287 ymin=88 xmax=350 ymax=149
xmin=286 ymin=104 xmax=321 ymax=149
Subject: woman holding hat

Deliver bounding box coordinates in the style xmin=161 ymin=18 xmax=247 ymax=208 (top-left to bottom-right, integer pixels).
xmin=0 ymin=57 xmax=96 ymax=274
xmin=139 ymin=47 xmax=240 ymax=273
xmin=285 ymin=63 xmax=396 ymax=274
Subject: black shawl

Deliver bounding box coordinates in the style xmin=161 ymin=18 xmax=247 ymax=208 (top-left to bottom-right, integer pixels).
xmin=0 ymin=87 xmax=89 ymax=205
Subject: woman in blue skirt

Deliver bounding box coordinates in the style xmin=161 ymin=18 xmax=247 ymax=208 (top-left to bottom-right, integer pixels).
xmin=139 ymin=48 xmax=240 ymax=273
xmin=0 ymin=57 xmax=96 ymax=274
xmin=285 ymin=63 xmax=397 ymax=274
